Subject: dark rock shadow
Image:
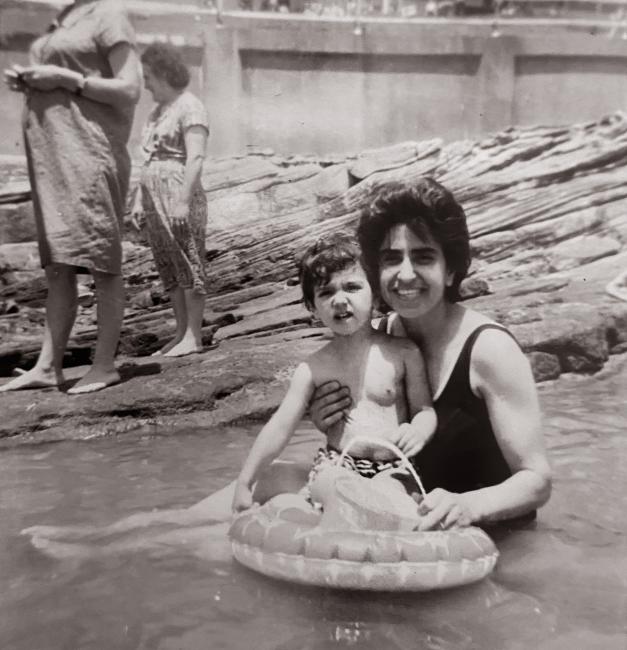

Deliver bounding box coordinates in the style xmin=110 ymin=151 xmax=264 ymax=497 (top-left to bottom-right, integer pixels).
xmin=61 ymin=361 xmax=163 ymax=392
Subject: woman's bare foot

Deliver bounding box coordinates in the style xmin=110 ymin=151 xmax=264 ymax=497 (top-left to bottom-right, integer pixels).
xmin=30 ymin=535 xmax=95 ymax=560
xmin=0 ymin=367 xmax=64 ymax=392
xmin=22 ymin=511 xmax=184 ymax=543
xmin=67 ymin=368 xmax=121 ymax=395
xmin=163 ymin=338 xmax=203 ymax=358
xmin=22 ymin=523 xmax=96 ymax=542
xmin=151 ymin=335 xmax=184 ymax=356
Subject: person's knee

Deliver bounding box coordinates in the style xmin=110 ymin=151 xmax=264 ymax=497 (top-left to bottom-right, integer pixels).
xmin=92 ymin=270 xmax=123 ymax=293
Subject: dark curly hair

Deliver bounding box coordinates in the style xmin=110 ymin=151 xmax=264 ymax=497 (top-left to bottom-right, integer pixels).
xmin=140 ymin=42 xmax=190 ymax=90
xmin=357 ymin=178 xmax=470 ymax=304
xmin=298 ymin=231 xmax=364 ymax=311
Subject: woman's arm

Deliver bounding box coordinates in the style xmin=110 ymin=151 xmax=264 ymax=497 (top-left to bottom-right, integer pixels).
xmin=170 ymin=125 xmax=208 ymax=231
xmin=18 ymin=42 xmax=141 ymax=108
xmin=181 ymin=125 xmax=208 ymax=203
xmin=233 ymin=362 xmax=315 ymax=511
xmin=419 ymin=330 xmax=552 ymax=530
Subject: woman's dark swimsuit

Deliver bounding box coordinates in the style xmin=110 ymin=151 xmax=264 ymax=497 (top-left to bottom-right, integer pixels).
xmin=379 ymin=319 xmax=536 ymax=526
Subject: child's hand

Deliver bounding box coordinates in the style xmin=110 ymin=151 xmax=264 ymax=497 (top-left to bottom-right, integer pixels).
xmin=232 ymin=482 xmax=254 ymax=513
xmin=392 ymin=422 xmax=432 ymax=458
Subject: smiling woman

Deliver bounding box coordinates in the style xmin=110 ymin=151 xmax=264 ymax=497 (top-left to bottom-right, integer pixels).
xmin=309 ymin=178 xmax=552 ymax=531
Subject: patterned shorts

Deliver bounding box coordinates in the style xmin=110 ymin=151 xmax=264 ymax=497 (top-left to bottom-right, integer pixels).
xmin=304 ymin=446 xmax=405 ymax=501
xmin=141 ymin=159 xmax=208 ymax=294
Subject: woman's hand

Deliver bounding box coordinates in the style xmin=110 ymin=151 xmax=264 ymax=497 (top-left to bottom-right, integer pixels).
xmin=232 ymin=482 xmax=254 ymax=513
xmin=417 ymin=488 xmax=474 ymax=531
xmin=18 ymin=65 xmax=75 ymax=92
xmin=4 ymin=65 xmax=27 ymax=93
xmin=171 ymin=201 xmax=190 ymax=237
xmin=309 ymin=381 xmax=352 ymax=433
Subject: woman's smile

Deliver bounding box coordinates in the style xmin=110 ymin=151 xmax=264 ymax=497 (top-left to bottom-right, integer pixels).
xmin=379 ymin=224 xmax=452 ymax=318
xmin=393 ymin=286 xmax=424 ymax=299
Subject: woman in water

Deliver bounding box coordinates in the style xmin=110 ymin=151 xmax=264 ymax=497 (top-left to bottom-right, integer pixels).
xmin=23 ymin=177 xmax=551 ymax=555
xmin=310 ymin=178 xmax=552 ymax=530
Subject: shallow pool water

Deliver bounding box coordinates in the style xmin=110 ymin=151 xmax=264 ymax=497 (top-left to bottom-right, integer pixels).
xmin=1 ymin=358 xmax=626 ymax=650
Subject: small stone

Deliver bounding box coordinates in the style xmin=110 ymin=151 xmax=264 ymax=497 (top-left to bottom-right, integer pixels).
xmin=130 ymin=289 xmax=155 ymax=310
xmin=459 ymin=277 xmax=491 ymax=301
xmin=527 ymin=351 xmax=561 ymax=382
xmin=0 ymin=299 xmax=19 ymax=315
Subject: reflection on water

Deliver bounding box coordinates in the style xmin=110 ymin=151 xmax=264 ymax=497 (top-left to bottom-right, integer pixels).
xmin=0 ymin=357 xmax=626 ymax=650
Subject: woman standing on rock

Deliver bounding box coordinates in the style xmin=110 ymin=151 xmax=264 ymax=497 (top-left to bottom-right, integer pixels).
xmin=310 ymin=178 xmax=552 ymax=529
xmin=2 ymin=0 xmax=141 ymax=394
xmin=130 ymin=43 xmax=210 ymax=357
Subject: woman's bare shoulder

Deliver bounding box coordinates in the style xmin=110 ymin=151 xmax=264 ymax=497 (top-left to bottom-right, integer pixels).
xmin=470 ymin=324 xmax=530 ymax=392
xmin=458 ymin=306 xmax=498 ymax=331
xmin=371 ymin=330 xmax=421 ymax=357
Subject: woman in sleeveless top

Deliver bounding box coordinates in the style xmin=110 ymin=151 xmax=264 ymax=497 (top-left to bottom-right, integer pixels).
xmin=310 ymin=178 xmax=552 ymax=530
xmin=130 ymin=43 xmax=209 ymax=357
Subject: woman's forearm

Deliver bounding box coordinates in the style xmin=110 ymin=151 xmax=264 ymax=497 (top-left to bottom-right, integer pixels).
xmin=180 ymin=155 xmax=204 ymax=204
xmin=464 ymin=468 xmax=552 ymax=523
xmin=59 ymin=69 xmax=140 ymax=108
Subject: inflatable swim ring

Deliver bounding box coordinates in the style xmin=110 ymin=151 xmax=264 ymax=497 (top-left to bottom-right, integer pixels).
xmin=230 ymin=438 xmax=499 ymax=591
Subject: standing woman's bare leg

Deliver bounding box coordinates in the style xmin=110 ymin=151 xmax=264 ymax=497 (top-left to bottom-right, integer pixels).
xmin=0 ymin=264 xmax=77 ymax=391
xmin=68 ymin=271 xmax=123 ymax=393
xmin=154 ymin=286 xmax=187 ymax=355
xmin=163 ymin=288 xmax=205 ymax=357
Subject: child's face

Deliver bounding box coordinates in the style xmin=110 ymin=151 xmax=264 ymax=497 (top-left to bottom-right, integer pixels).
xmin=312 ymin=263 xmax=373 ymax=336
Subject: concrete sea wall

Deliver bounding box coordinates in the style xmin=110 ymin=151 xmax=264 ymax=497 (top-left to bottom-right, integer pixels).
xmin=2 ymin=1 xmax=627 ymax=157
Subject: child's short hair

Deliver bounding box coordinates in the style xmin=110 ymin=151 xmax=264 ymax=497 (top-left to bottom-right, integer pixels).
xmin=299 ymin=231 xmax=363 ymax=311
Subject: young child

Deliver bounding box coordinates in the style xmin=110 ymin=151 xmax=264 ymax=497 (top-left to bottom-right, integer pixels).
xmin=232 ymin=232 xmax=437 ymax=513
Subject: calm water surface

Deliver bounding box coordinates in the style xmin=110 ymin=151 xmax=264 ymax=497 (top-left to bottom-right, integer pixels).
xmin=1 ymin=358 xmax=626 ymax=650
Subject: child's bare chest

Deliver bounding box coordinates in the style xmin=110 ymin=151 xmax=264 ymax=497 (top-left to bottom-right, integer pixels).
xmin=314 ymin=350 xmax=403 ymax=407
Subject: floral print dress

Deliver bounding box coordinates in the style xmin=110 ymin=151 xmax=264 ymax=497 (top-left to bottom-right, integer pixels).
xmin=140 ymin=91 xmax=209 ymax=293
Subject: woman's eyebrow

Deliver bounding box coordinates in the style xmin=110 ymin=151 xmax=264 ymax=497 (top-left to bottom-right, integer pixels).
xmin=380 ymin=244 xmax=436 ymax=253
